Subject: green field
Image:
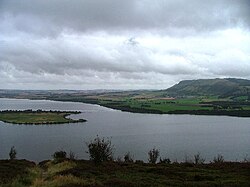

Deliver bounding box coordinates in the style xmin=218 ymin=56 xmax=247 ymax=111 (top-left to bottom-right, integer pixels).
xmin=0 ymin=110 xmax=86 ymax=125
xmin=1 ymin=87 xmax=250 ymax=117
xmin=44 ymin=93 xmax=250 ymax=117
xmin=1 ymin=159 xmax=250 ymax=187
xmin=97 ymin=97 xmax=208 ymax=111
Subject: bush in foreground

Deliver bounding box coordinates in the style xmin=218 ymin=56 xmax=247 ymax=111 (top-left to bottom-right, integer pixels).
xmin=86 ymin=135 xmax=114 ymax=164
xmin=148 ymin=148 xmax=159 ymax=164
xmin=213 ymin=154 xmax=224 ymax=164
xmin=194 ymin=152 xmax=205 ymax=165
xmin=52 ymin=150 xmax=67 ymax=163
xmin=9 ymin=146 xmax=17 ymax=160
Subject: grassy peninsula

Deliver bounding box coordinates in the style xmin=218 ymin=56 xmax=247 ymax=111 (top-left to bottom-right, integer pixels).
xmin=0 ymin=110 xmax=86 ymax=125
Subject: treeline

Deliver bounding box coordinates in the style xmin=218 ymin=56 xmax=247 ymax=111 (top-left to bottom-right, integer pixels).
xmin=0 ymin=118 xmax=87 ymax=125
xmin=168 ymin=109 xmax=250 ymax=117
xmin=201 ymin=100 xmax=250 ymax=109
xmin=0 ymin=109 xmax=81 ymax=114
xmin=99 ymin=104 xmax=250 ymax=117
xmin=102 ymin=103 xmax=164 ymax=114
xmin=47 ymin=96 xmax=99 ymax=105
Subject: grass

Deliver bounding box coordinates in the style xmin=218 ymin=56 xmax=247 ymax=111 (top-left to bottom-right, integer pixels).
xmin=0 ymin=110 xmax=86 ymax=125
xmin=39 ymin=93 xmax=250 ymax=116
xmin=99 ymin=97 xmax=212 ymax=112
xmin=95 ymin=95 xmax=250 ymax=116
xmin=1 ymin=159 xmax=250 ymax=187
xmin=5 ymin=89 xmax=249 ymax=117
xmin=99 ymin=97 xmax=215 ymax=113
xmin=0 ymin=159 xmax=36 ymax=186
xmin=3 ymin=92 xmax=250 ymax=116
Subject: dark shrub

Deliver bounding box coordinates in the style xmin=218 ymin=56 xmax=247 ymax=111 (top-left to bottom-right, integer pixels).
xmin=148 ymin=148 xmax=159 ymax=164
xmin=86 ymin=136 xmax=114 ymax=164
xmin=213 ymin=154 xmax=224 ymax=164
xmin=52 ymin=150 xmax=67 ymax=163
xmin=194 ymin=152 xmax=205 ymax=165
xmin=9 ymin=146 xmax=17 ymax=160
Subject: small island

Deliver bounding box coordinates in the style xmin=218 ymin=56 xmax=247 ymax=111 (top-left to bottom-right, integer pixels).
xmin=0 ymin=110 xmax=87 ymax=125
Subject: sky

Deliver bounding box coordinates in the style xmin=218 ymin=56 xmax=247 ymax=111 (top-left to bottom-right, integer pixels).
xmin=0 ymin=0 xmax=250 ymax=90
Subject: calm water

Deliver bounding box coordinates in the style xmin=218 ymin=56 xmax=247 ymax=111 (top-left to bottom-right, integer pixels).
xmin=0 ymin=98 xmax=249 ymax=162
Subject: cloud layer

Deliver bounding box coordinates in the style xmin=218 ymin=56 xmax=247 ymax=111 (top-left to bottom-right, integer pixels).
xmin=0 ymin=0 xmax=250 ymax=89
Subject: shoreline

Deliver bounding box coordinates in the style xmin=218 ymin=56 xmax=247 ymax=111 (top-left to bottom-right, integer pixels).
xmin=49 ymin=98 xmax=250 ymax=118
xmin=0 ymin=109 xmax=87 ymax=125
xmin=1 ymin=97 xmax=250 ymax=118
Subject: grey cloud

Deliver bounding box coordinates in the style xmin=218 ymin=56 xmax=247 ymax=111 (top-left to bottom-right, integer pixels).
xmin=1 ymin=33 xmax=203 ymax=77
xmin=2 ymin=29 xmax=250 ymax=74
xmin=1 ymin=0 xmax=249 ymax=37
xmin=0 ymin=0 xmax=250 ymax=90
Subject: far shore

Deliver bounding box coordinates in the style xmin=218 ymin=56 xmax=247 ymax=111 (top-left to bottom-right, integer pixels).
xmin=1 ymin=96 xmax=250 ymax=118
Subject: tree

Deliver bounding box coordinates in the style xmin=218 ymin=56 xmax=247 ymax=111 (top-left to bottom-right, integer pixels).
xmin=213 ymin=154 xmax=224 ymax=164
xmin=194 ymin=152 xmax=205 ymax=164
xmin=148 ymin=148 xmax=159 ymax=164
xmin=9 ymin=146 xmax=17 ymax=160
xmin=86 ymin=136 xmax=114 ymax=164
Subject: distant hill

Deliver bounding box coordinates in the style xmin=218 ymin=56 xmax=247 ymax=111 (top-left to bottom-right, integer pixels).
xmin=164 ymin=78 xmax=250 ymax=98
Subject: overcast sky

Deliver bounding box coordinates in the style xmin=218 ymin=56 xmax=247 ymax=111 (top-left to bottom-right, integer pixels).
xmin=0 ymin=0 xmax=250 ymax=90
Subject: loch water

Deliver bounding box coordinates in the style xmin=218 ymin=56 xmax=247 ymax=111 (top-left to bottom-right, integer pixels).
xmin=0 ymin=98 xmax=249 ymax=162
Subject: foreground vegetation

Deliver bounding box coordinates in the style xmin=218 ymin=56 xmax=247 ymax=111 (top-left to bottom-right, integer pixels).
xmin=1 ymin=158 xmax=250 ymax=187
xmin=1 ymin=137 xmax=250 ymax=187
xmin=0 ymin=110 xmax=86 ymax=125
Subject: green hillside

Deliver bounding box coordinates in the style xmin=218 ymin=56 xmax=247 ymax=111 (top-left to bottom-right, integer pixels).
xmin=1 ymin=78 xmax=250 ymax=116
xmin=164 ymin=78 xmax=250 ymax=98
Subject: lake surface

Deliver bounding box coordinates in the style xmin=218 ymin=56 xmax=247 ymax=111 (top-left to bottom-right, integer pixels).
xmin=0 ymin=98 xmax=249 ymax=162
